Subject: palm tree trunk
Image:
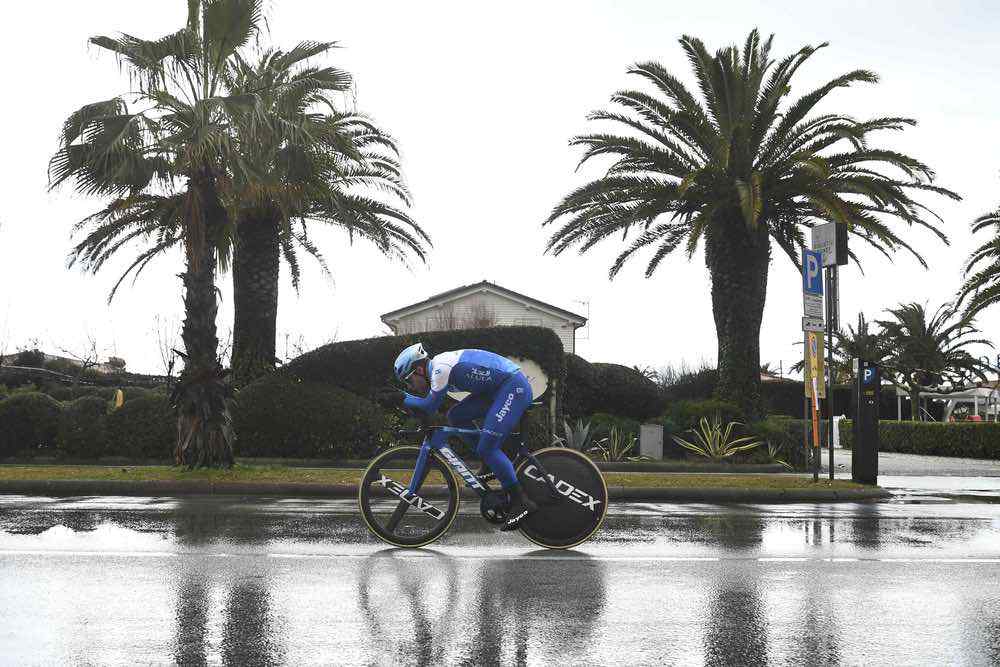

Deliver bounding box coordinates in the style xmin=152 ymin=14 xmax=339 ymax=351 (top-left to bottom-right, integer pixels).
xmin=232 ymin=211 xmax=280 ymax=386
xmin=704 ymin=219 xmax=771 ymax=421
xmin=910 ymin=390 xmax=920 ymax=421
xmin=174 ymin=173 xmax=234 ymax=468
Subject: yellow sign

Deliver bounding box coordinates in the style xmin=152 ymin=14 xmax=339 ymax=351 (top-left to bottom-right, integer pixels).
xmin=804 ymin=332 xmax=826 ymax=398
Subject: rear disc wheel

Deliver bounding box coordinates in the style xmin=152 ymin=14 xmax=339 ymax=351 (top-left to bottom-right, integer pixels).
xmin=515 ymin=447 xmax=608 ymax=549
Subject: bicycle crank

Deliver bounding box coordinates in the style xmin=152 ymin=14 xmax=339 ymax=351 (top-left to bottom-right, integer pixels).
xmin=479 ymin=490 xmax=509 ymax=525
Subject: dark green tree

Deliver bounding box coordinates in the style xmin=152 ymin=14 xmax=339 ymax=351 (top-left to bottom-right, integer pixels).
xmin=543 ymin=30 xmax=957 ymax=419
xmin=957 ymin=207 xmax=1000 ymax=319
xmin=877 ymin=302 xmax=992 ymax=420
xmin=791 ymin=313 xmax=889 ymax=383
xmin=225 ymin=45 xmax=428 ymax=384
xmin=49 ymin=0 xmax=270 ymax=467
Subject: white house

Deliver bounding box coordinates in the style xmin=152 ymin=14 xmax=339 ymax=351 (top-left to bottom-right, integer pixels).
xmin=380 ymin=281 xmax=588 ymax=353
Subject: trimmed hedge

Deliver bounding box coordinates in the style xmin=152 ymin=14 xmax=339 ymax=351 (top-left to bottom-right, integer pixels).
xmin=285 ymin=326 xmax=566 ymax=402
xmin=591 ymin=363 xmax=664 ymax=420
xmin=59 ymin=396 xmax=109 ymax=458
xmin=839 ymin=419 xmax=1000 ymax=459
xmin=233 ymin=377 xmax=388 ymax=459
xmin=563 ymin=355 xmax=664 ymax=421
xmin=563 ymin=354 xmax=600 ymax=418
xmin=0 ymin=392 xmax=62 ymax=456
xmin=106 ymin=395 xmax=175 ymax=460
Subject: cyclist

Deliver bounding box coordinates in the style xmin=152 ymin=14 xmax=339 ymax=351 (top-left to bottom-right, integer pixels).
xmin=392 ymin=343 xmax=537 ymax=530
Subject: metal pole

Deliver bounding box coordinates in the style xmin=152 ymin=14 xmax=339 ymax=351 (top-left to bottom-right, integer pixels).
xmin=826 ymin=266 xmax=837 ymax=480
xmin=809 ymin=331 xmax=821 ymax=482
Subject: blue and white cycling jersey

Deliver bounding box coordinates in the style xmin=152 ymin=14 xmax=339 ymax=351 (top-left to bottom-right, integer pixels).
xmin=403 ymin=349 xmax=520 ymax=414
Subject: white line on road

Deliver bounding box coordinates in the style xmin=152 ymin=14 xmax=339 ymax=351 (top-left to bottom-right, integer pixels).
xmin=4 ymin=550 xmax=1000 ymax=564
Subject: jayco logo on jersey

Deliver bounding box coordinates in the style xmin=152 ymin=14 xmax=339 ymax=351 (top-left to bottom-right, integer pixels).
xmin=469 ymin=368 xmax=492 ymax=381
xmin=495 ymin=392 xmax=515 ymax=422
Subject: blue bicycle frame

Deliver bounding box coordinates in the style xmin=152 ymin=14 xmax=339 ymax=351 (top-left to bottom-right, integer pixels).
xmin=407 ymin=425 xmax=493 ymax=497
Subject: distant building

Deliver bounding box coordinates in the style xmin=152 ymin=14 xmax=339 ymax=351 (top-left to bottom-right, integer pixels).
xmin=380 ymin=281 xmax=588 ymax=354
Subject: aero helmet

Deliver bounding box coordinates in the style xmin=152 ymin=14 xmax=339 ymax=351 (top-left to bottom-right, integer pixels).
xmin=394 ymin=343 xmax=428 ymax=382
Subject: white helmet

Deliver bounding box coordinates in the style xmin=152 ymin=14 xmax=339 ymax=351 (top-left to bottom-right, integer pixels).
xmin=394 ymin=343 xmax=428 ymax=382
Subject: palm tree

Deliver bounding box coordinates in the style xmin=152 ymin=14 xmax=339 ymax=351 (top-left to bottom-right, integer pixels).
xmin=225 ymin=45 xmax=428 ymax=384
xmin=877 ymin=302 xmax=992 ymax=420
xmin=791 ymin=313 xmax=889 ymax=383
xmin=543 ymin=30 xmax=957 ymax=419
xmin=49 ymin=0 xmax=270 ymax=467
xmin=957 ymin=207 xmax=1000 ymax=319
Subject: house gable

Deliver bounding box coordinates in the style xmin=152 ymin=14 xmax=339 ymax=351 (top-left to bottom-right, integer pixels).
xmin=380 ymin=281 xmax=587 ymax=353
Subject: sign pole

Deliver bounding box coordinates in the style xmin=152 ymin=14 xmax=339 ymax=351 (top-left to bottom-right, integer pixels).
xmin=812 ymin=222 xmax=848 ymax=482
xmin=826 ymin=266 xmax=838 ymax=480
xmin=809 ymin=331 xmax=821 ymax=482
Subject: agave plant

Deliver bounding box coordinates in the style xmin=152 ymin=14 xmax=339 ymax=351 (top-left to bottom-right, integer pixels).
xmin=552 ymin=418 xmax=598 ymax=451
xmin=671 ymin=415 xmax=762 ymax=462
xmin=764 ymin=441 xmax=793 ymax=470
xmin=587 ymin=426 xmax=649 ymax=462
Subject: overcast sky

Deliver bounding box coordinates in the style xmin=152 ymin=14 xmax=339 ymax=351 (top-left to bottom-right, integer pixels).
xmin=1 ymin=0 xmax=998 ymax=375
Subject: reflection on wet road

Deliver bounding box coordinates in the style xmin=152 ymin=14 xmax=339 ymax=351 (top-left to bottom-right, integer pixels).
xmin=1 ymin=496 xmax=999 ymax=665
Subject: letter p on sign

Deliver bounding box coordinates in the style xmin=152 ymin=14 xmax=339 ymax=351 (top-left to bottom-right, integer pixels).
xmin=802 ymin=249 xmax=824 ymax=295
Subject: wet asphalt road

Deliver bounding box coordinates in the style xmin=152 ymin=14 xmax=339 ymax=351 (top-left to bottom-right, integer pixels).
xmin=1 ymin=494 xmax=999 ymax=666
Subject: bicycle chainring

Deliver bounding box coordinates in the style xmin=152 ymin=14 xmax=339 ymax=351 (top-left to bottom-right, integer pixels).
xmin=479 ymin=490 xmax=509 ymax=525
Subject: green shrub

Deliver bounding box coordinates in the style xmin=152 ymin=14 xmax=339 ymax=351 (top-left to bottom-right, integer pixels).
xmin=563 ymin=354 xmax=600 ymax=418
xmin=45 ymin=385 xmax=117 ymax=402
xmin=748 ymin=416 xmax=809 ymax=470
xmin=234 ymin=377 xmax=388 ymax=459
xmin=662 ymin=365 xmax=717 ymax=402
xmin=590 ymin=363 xmax=664 ymax=420
xmin=587 ymin=413 xmax=640 ymax=439
xmin=0 ymin=392 xmax=62 ymax=456
xmin=58 ymin=396 xmax=109 ymax=458
xmin=839 ymin=419 xmax=1000 ymax=459
xmin=563 ymin=357 xmax=664 ymax=421
xmin=106 ymin=394 xmax=175 ymax=460
xmin=663 ymin=399 xmax=744 ymax=430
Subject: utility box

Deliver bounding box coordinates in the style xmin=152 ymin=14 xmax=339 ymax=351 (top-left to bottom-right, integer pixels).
xmin=639 ymin=424 xmax=663 ymax=460
xmin=852 ymin=359 xmax=880 ymax=485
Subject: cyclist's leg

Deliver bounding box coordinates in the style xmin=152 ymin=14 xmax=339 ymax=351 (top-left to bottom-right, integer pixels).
xmin=475 ymin=373 xmax=533 ymax=490
xmin=446 ymin=393 xmax=493 ymax=429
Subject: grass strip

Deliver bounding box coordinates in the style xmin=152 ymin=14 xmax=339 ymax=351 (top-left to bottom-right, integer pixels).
xmin=0 ymin=465 xmax=869 ymax=490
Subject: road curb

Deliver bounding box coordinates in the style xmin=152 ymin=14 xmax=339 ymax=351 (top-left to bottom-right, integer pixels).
xmin=0 ymin=480 xmax=890 ymax=503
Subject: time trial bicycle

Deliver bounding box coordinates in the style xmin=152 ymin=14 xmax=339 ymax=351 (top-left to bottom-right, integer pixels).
xmin=358 ymin=403 xmax=607 ymax=549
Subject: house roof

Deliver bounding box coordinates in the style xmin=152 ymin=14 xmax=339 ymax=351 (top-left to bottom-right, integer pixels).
xmin=380 ymin=281 xmax=588 ymax=326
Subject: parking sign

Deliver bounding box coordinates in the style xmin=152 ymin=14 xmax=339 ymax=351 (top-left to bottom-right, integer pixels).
xmin=802 ymin=249 xmax=824 ymax=320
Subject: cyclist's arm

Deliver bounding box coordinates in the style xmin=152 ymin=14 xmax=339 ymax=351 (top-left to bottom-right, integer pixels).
xmin=402 ymin=357 xmax=453 ymax=414
xmin=403 ymin=387 xmax=447 ymax=414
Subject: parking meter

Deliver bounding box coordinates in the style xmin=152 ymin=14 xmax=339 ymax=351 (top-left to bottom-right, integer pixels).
xmin=852 ymin=359 xmax=880 ymax=485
